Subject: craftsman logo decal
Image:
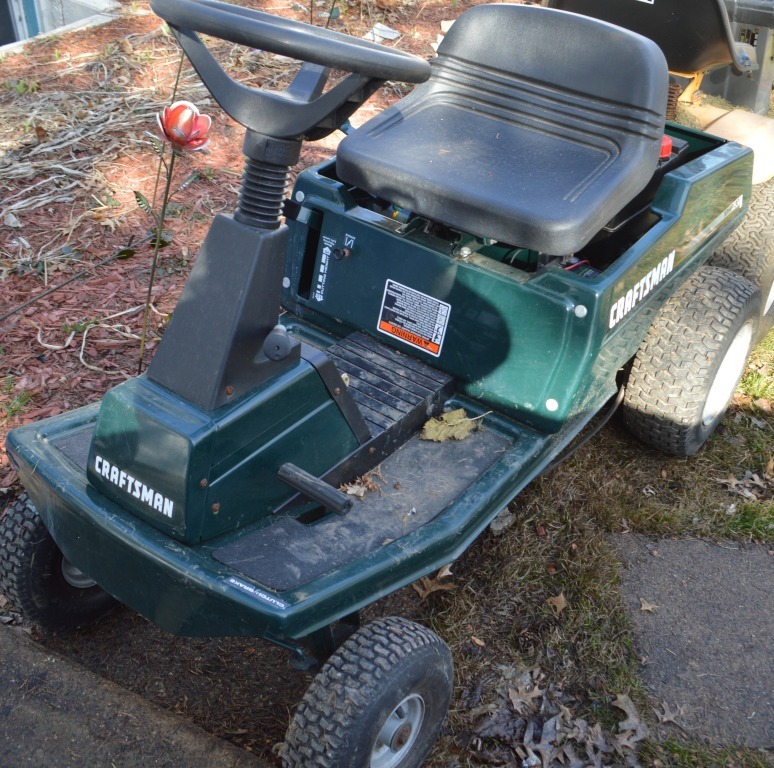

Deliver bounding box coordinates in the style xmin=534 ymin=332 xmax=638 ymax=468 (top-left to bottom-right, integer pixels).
xmin=94 ymin=455 xmax=174 ymax=519
xmin=609 ymin=250 xmax=675 ymax=329
xmin=378 ymin=280 xmax=450 ymax=357
xmin=227 ymin=577 xmax=288 ymax=609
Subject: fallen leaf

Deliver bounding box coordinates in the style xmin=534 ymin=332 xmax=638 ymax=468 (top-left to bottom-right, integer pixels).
xmin=472 ymin=706 xmax=526 ymax=744
xmin=437 ymin=563 xmax=454 ymax=579
xmin=547 ymin=592 xmax=568 ymax=615
xmin=420 ymin=408 xmax=476 ymax=442
xmin=471 ymin=636 xmax=485 ymax=647
xmin=340 ymin=472 xmax=380 ymax=499
xmin=639 ymin=597 xmax=658 ymax=612
xmin=612 ymin=693 xmax=648 ymax=747
xmin=507 ymin=684 xmax=543 ymax=713
xmin=490 ymin=509 xmax=515 ymax=535
xmin=653 ymin=700 xmax=684 ymax=727
xmin=412 ymin=575 xmax=456 ymax=599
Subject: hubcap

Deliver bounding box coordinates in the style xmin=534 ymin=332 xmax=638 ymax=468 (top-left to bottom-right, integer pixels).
xmin=702 ymin=321 xmax=754 ymax=427
xmin=371 ymin=693 xmax=425 ymax=768
xmin=61 ymin=558 xmax=97 ymax=589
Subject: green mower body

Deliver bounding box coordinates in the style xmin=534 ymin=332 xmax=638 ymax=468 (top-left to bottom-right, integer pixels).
xmin=6 ymin=121 xmax=752 ymax=653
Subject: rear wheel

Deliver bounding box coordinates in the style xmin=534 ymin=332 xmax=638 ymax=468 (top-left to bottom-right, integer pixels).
xmin=282 ymin=616 xmax=453 ymax=768
xmin=709 ymin=178 xmax=774 ymax=342
xmin=0 ymin=494 xmax=117 ymax=631
xmin=622 ymin=265 xmax=759 ymax=456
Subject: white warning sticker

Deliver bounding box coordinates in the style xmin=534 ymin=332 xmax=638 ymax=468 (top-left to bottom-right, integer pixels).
xmin=377 ymin=280 xmax=450 ymax=358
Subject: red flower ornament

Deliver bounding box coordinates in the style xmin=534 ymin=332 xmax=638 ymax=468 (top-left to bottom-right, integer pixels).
xmin=157 ymin=100 xmax=211 ymax=151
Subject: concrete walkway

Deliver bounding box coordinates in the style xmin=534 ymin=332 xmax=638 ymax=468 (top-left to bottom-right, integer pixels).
xmin=611 ymin=534 xmax=773 ymax=749
xmin=0 ymin=625 xmax=267 ymax=768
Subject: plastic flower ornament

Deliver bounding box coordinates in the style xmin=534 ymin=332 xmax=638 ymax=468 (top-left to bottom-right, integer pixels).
xmin=157 ymin=100 xmax=211 ymax=151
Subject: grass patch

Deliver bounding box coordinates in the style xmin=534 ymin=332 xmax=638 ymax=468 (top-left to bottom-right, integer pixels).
xmin=1 ymin=376 xmax=32 ymax=420
xmin=641 ymin=739 xmax=773 ymax=767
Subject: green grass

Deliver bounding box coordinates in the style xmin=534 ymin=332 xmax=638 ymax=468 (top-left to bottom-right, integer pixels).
xmin=1 ymin=376 xmax=32 ymax=420
xmin=641 ymin=739 xmax=773 ymax=767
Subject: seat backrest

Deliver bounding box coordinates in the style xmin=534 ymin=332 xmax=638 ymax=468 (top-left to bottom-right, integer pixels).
xmin=438 ymin=3 xmax=667 ymax=114
xmin=547 ymin=0 xmax=753 ymax=73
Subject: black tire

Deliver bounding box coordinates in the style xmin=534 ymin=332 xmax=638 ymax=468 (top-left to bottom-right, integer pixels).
xmin=282 ymin=616 xmax=453 ymax=768
xmin=0 ymin=494 xmax=117 ymax=631
xmin=622 ymin=265 xmax=760 ymax=457
xmin=709 ymin=178 xmax=774 ymax=342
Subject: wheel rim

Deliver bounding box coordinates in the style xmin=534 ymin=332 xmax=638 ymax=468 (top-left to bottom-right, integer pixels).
xmin=60 ymin=558 xmax=97 ymax=589
xmin=701 ymin=321 xmax=754 ymax=427
xmin=371 ymin=693 xmax=425 ymax=768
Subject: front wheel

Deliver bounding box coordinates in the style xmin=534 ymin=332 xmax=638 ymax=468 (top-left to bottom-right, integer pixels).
xmin=282 ymin=616 xmax=453 ymax=768
xmin=622 ymin=265 xmax=760 ymax=457
xmin=0 ymin=494 xmax=117 ymax=631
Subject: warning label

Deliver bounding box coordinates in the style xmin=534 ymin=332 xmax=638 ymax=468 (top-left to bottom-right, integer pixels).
xmin=378 ymin=280 xmax=450 ymax=358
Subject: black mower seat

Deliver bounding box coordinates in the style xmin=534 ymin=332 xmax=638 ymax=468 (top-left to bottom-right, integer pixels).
xmin=548 ymin=0 xmax=757 ymax=75
xmin=336 ymin=4 xmax=668 ymax=256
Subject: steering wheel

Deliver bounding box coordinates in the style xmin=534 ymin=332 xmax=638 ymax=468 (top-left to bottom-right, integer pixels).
xmin=150 ymin=0 xmax=431 ymax=139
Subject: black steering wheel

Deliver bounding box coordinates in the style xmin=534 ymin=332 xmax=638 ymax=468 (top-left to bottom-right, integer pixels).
xmin=150 ymin=0 xmax=431 ymax=139
xmin=152 ymin=0 xmax=430 ymax=82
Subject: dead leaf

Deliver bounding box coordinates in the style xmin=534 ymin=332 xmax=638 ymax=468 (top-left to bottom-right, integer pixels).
xmin=471 ymin=636 xmax=485 ymax=647
xmin=437 ymin=563 xmax=454 ymax=579
xmin=547 ymin=592 xmax=568 ymax=615
xmin=653 ymin=700 xmax=685 ymax=727
xmin=420 ymin=408 xmax=476 ymax=442
xmin=612 ymin=693 xmax=648 ymax=744
xmin=507 ymin=684 xmax=543 ymax=713
xmin=639 ymin=597 xmax=658 ymax=612
xmin=489 ymin=509 xmax=515 ymax=535
xmin=340 ymin=472 xmax=380 ymax=499
xmin=472 ymin=706 xmax=526 ymax=744
xmin=412 ymin=575 xmax=456 ymax=599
